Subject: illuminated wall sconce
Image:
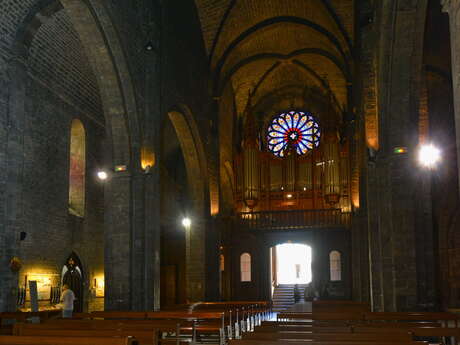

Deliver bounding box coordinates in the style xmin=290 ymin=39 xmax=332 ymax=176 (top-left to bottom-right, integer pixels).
xmin=393 ymin=146 xmax=408 ymax=154
xmin=114 ymin=165 xmax=127 ymax=172
xmin=141 ymin=146 xmax=155 ymax=173
xmin=419 ymin=144 xmax=441 ymax=168
xmin=182 ymin=217 xmax=191 ymax=228
xmin=97 ymin=170 xmax=108 ymax=181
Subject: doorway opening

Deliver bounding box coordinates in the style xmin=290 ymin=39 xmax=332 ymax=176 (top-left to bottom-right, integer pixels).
xmin=271 ymin=243 xmax=312 ymax=286
xmin=61 ymin=253 xmax=84 ymax=312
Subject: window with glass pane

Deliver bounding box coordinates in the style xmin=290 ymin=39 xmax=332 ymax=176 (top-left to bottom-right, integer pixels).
xmin=329 ymin=251 xmax=341 ymax=281
xmin=240 ymin=253 xmax=251 ymax=282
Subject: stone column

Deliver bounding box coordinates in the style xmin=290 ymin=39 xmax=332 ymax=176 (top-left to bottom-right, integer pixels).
xmin=185 ymin=216 xmax=206 ymax=301
xmin=143 ymin=24 xmax=162 ymax=310
xmin=442 ymin=0 xmax=460 ymax=195
xmin=0 ymin=57 xmax=27 ymax=312
xmin=364 ymin=1 xmax=429 ymax=311
xmin=104 ymin=172 xmax=133 ymax=310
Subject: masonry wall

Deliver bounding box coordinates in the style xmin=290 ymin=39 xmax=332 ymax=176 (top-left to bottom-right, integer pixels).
xmin=0 ymin=3 xmax=106 ymax=312
xmin=18 ymin=77 xmax=105 ymax=312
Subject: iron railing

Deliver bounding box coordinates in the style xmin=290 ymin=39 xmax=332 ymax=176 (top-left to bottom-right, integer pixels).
xmin=237 ymin=209 xmax=351 ymax=230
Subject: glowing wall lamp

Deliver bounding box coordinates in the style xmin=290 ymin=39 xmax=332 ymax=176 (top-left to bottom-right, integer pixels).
xmin=97 ymin=170 xmax=108 ymax=181
xmin=418 ymin=143 xmax=441 ymax=168
xmin=141 ymin=146 xmax=155 ymax=172
xmin=182 ymin=217 xmax=191 ymax=228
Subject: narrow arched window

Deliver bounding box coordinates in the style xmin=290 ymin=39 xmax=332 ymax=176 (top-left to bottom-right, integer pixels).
xmin=329 ymin=251 xmax=341 ymax=281
xmin=219 ymin=254 xmax=225 ymax=272
xmin=240 ymin=253 xmax=251 ymax=282
xmin=69 ymin=119 xmax=85 ymax=217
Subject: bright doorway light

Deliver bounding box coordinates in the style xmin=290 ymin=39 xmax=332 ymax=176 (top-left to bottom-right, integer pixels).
xmin=276 ymin=243 xmax=312 ymax=284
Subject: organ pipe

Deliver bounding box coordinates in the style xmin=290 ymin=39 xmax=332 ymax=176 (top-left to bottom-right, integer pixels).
xmin=323 ymin=131 xmax=341 ymax=205
xmin=242 ymin=94 xmax=260 ymax=209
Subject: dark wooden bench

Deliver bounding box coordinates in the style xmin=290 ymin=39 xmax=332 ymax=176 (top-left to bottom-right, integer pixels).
xmin=364 ymin=312 xmax=460 ymax=327
xmin=411 ymin=327 xmax=460 ymax=345
xmin=0 ymin=335 xmax=136 ymax=345
xmin=277 ymin=312 xmax=364 ymax=322
xmin=312 ymin=300 xmax=371 ymax=313
xmin=34 ymin=314 xmax=222 ymax=344
xmin=229 ymin=341 xmax=424 ymax=345
xmin=242 ymin=331 xmax=414 ymax=342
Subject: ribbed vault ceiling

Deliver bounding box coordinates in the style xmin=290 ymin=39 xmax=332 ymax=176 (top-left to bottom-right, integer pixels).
xmin=194 ymin=0 xmax=354 ymax=121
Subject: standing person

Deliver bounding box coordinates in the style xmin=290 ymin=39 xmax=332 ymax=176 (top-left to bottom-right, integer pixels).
xmin=60 ymin=284 xmax=76 ymax=318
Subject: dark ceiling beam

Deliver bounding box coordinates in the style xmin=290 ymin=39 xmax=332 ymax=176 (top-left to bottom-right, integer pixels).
xmin=212 ymin=16 xmax=351 ymax=95
xmin=320 ymin=0 xmax=353 ymax=51
xmin=217 ymin=47 xmax=349 ymax=96
xmin=208 ymin=0 xmax=237 ymax=64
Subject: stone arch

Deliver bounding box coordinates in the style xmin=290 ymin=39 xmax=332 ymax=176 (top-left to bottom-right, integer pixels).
xmin=58 ymin=0 xmax=140 ymax=166
xmin=166 ymin=106 xmax=209 ymax=301
xmin=4 ymin=0 xmax=142 ymax=311
xmin=12 ymin=0 xmax=140 ymax=167
xmin=167 ymin=108 xmax=208 ymax=215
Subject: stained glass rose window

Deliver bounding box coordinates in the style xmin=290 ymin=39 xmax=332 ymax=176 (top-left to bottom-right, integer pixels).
xmin=267 ymin=110 xmax=320 ymax=157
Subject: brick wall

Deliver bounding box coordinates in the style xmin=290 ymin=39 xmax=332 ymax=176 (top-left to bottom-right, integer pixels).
xmin=28 ymin=10 xmax=103 ymax=120
xmin=0 ymin=3 xmax=105 ymax=311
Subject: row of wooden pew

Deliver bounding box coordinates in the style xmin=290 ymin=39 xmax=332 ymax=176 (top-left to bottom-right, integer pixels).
xmin=230 ymin=301 xmax=460 ymax=345
xmin=0 ymin=301 xmax=271 ymax=345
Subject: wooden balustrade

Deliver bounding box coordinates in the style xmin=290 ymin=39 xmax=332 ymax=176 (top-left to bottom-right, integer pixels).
xmin=237 ymin=209 xmax=351 ymax=230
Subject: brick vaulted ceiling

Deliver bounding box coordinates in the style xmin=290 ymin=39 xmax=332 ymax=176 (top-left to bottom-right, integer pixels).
xmin=194 ymin=0 xmax=354 ymax=117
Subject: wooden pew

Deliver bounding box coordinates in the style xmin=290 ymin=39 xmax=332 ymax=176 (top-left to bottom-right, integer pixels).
xmin=364 ymin=312 xmax=460 ymax=327
xmin=0 ymin=335 xmax=137 ymax=345
xmin=312 ymin=300 xmax=370 ymax=313
xmin=232 ymin=340 xmax=424 ymax=345
xmin=255 ymin=325 xmax=351 ymax=333
xmin=14 ymin=329 xmax=156 ymax=345
xmin=0 ymin=310 xmax=61 ymax=324
xmin=33 ymin=315 xmax=218 ymax=344
xmin=411 ymin=327 xmax=460 ymax=345
xmin=242 ymin=331 xmax=414 ymax=342
xmin=277 ymin=312 xmax=364 ymax=322
xmin=90 ymin=312 xmax=148 ymax=320
xmin=17 ymin=320 xmax=184 ymax=345
xmin=352 ymin=322 xmax=442 ymax=333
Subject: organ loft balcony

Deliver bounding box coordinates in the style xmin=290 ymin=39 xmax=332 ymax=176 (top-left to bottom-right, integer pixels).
xmin=237 ymin=209 xmax=351 ymax=231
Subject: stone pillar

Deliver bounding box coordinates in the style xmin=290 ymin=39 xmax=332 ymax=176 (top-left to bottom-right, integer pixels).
xmin=104 ymin=168 xmax=160 ymax=311
xmin=104 ymin=172 xmax=133 ymax=310
xmin=442 ymin=0 xmax=460 ymax=196
xmin=144 ymin=29 xmax=161 ymax=310
xmin=0 ymin=57 xmax=27 ymax=312
xmin=364 ymin=1 xmax=429 ymax=311
xmin=185 ymin=216 xmax=206 ymax=301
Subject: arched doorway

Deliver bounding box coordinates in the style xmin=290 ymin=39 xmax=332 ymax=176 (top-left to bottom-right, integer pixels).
xmin=269 ymin=243 xmax=312 ymax=310
xmin=62 ymin=253 xmax=84 ymax=312
xmin=271 ymin=243 xmax=312 ymax=285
